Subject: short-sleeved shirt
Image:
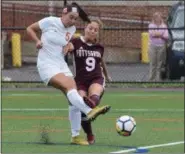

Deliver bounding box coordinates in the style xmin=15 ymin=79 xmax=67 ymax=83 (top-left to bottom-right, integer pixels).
xmin=37 ymin=16 xmax=76 ymax=67
xmin=71 ymin=36 xmax=104 ymax=82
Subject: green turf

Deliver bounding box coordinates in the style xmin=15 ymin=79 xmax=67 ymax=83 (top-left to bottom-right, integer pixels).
xmin=1 ymin=90 xmax=184 ymax=153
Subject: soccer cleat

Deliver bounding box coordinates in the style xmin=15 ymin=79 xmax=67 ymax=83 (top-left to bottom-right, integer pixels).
xmin=71 ymin=135 xmax=89 ymax=145
xmin=87 ymin=105 xmax=111 ymax=121
xmin=87 ymin=134 xmax=95 ymax=144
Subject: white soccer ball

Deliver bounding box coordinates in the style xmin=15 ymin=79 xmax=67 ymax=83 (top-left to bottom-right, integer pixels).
xmin=116 ymin=115 xmax=136 ymax=136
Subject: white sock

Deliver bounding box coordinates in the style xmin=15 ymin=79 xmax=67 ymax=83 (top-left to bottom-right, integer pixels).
xmin=67 ymin=89 xmax=92 ymax=115
xmin=69 ymin=105 xmax=81 ymax=137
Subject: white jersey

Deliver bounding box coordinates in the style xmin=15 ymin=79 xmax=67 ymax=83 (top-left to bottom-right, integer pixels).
xmin=36 ymin=16 xmax=76 ymax=84
xmin=37 ymin=16 xmax=75 ymax=65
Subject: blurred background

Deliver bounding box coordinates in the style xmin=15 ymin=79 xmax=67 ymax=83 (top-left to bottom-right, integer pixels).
xmin=1 ymin=0 xmax=184 ymax=83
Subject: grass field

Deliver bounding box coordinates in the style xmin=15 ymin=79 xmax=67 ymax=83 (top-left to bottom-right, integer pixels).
xmin=1 ymin=89 xmax=184 ymax=153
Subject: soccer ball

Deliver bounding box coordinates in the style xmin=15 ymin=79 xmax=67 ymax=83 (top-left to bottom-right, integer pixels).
xmin=116 ymin=115 xmax=136 ymax=136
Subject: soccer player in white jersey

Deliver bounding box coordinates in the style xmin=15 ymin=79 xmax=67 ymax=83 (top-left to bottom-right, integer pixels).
xmin=26 ymin=4 xmax=111 ymax=145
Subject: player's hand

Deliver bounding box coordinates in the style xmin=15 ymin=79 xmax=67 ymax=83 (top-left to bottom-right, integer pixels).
xmin=154 ymin=31 xmax=162 ymax=38
xmin=106 ymin=76 xmax=112 ymax=82
xmin=63 ymin=43 xmax=74 ymax=55
xmin=36 ymin=40 xmax=43 ymax=49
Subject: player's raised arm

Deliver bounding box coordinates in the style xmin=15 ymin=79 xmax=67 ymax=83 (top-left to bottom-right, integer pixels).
xmin=27 ymin=22 xmax=43 ymax=49
xmin=101 ymin=58 xmax=112 ymax=82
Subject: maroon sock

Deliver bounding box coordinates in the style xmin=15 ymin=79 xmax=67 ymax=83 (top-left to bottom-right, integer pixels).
xmin=81 ymin=95 xmax=100 ymax=135
xmin=81 ymin=113 xmax=93 ymax=135
xmin=90 ymin=94 xmax=100 ymax=106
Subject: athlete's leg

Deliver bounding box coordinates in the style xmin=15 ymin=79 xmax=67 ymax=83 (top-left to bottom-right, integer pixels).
xmin=75 ymin=82 xmax=101 ymax=144
xmin=49 ymin=73 xmax=92 ymax=114
xmin=48 ymin=73 xmax=90 ymax=145
xmin=86 ymin=83 xmax=105 ymax=144
xmin=78 ymin=90 xmax=94 ymax=142
xmin=49 ymin=73 xmax=110 ymax=120
xmin=39 ymin=69 xmax=110 ymax=145
xmin=80 ymin=77 xmax=105 ymax=144
xmin=88 ymin=83 xmax=104 ymax=106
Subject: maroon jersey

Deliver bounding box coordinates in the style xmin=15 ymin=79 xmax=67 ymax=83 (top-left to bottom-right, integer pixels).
xmin=71 ymin=37 xmax=104 ymax=82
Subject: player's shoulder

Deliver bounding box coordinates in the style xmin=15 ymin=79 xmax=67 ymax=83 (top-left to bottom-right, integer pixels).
xmin=94 ymin=43 xmax=104 ymax=50
xmin=44 ymin=16 xmax=61 ymax=24
xmin=40 ymin=16 xmax=57 ymax=23
xmin=71 ymin=36 xmax=82 ymax=44
xmin=47 ymin=16 xmax=59 ymax=21
xmin=68 ymin=26 xmax=76 ymax=34
xmin=148 ymin=23 xmax=156 ymax=28
xmin=72 ymin=36 xmax=81 ymax=41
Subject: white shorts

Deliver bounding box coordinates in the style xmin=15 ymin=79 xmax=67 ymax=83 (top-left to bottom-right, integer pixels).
xmin=37 ymin=64 xmax=73 ymax=85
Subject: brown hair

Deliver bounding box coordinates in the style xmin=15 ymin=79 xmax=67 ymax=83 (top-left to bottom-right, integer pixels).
xmin=89 ymin=17 xmax=103 ymax=29
xmin=84 ymin=17 xmax=103 ymax=43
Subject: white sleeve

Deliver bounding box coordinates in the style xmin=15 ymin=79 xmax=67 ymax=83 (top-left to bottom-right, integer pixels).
xmin=38 ymin=16 xmax=53 ymax=31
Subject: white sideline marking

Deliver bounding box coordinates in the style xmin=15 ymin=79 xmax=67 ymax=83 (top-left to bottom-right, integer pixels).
xmin=2 ymin=108 xmax=68 ymax=111
xmin=110 ymin=141 xmax=185 ymax=153
xmin=2 ymin=108 xmax=184 ymax=112
xmin=2 ymin=93 xmax=181 ymax=97
xmin=11 ymin=94 xmax=41 ymax=96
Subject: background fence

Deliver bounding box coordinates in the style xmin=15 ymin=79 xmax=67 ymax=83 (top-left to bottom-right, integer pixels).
xmin=1 ymin=0 xmax=184 ymax=83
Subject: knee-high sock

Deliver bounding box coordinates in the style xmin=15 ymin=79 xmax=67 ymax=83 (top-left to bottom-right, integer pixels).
xmin=90 ymin=95 xmax=100 ymax=106
xmin=67 ymin=89 xmax=92 ymax=115
xmin=69 ymin=105 xmax=81 ymax=137
xmin=81 ymin=113 xmax=93 ymax=135
xmin=81 ymin=95 xmax=100 ymax=135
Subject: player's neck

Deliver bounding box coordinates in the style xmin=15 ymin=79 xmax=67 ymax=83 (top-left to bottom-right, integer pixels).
xmin=83 ymin=36 xmax=96 ymax=44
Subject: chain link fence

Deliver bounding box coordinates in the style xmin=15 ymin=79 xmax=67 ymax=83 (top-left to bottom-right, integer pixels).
xmin=1 ymin=1 xmax=184 ymax=83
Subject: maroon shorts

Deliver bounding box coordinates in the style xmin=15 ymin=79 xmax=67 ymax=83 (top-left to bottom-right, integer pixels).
xmin=75 ymin=76 xmax=105 ymax=92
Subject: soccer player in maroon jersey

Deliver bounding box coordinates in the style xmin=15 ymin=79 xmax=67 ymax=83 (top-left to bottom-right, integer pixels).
xmin=64 ymin=19 xmax=112 ymax=144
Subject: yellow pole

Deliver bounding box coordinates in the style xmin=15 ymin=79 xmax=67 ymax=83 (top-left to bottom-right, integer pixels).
xmin=141 ymin=32 xmax=149 ymax=63
xmin=11 ymin=33 xmax=22 ymax=67
xmin=73 ymin=32 xmax=81 ymax=38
